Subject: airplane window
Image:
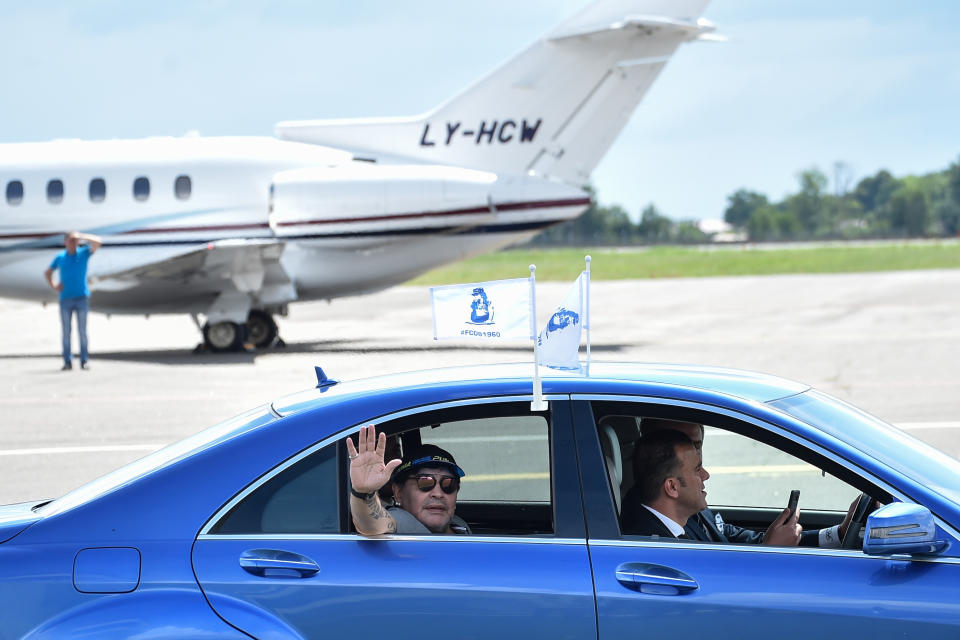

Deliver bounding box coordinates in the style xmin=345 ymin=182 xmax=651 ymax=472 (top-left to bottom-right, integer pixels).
xmin=5 ymin=180 xmax=23 ymax=206
xmin=133 ymin=176 xmax=150 ymax=202
xmin=174 ymin=175 xmax=191 ymax=200
xmin=47 ymin=179 xmax=64 ymax=204
xmin=89 ymin=178 xmax=106 ymax=203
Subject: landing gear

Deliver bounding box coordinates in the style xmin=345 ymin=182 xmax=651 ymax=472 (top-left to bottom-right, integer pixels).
xmin=246 ymin=309 xmax=279 ymax=349
xmin=199 ymin=310 xmax=280 ymax=352
xmin=202 ymin=321 xmax=243 ymax=352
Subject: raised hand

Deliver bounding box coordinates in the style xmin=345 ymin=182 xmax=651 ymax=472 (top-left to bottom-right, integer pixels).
xmin=346 ymin=424 xmax=402 ymax=494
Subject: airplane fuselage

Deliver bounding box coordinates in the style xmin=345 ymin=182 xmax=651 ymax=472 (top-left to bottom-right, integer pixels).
xmin=0 ymin=136 xmax=587 ymax=316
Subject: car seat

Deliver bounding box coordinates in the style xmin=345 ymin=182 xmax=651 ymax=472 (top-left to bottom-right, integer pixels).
xmin=597 ymin=416 xmax=642 ymax=514
xmin=599 ymin=423 xmax=623 ymax=511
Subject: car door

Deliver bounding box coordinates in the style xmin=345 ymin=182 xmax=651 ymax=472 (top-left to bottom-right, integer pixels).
xmin=570 ymin=397 xmax=960 ymax=639
xmin=192 ymin=398 xmax=596 ymax=640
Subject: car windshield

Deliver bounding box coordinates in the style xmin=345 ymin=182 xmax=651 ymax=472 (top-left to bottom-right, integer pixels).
xmin=36 ymin=405 xmax=276 ymax=517
xmin=771 ymin=390 xmax=960 ymax=504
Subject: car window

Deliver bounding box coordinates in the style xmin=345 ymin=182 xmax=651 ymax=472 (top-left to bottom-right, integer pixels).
xmin=703 ymin=426 xmax=853 ymax=511
xmin=211 ymin=444 xmax=339 ymax=535
xmin=587 ymin=400 xmax=875 ymax=543
xmin=207 ymin=403 xmax=555 ymax=537
xmin=387 ymin=408 xmax=555 ymax=535
xmin=773 ymin=389 xmax=960 ymax=505
xmin=423 ymin=415 xmax=550 ymax=503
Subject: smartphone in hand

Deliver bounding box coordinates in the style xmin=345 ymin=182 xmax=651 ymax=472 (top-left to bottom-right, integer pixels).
xmin=785 ymin=489 xmax=800 ymax=522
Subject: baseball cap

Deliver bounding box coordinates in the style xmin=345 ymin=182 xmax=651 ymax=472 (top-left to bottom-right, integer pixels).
xmin=391 ymin=443 xmax=466 ymax=481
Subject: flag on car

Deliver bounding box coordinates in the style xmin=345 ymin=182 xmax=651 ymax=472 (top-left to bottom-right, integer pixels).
xmin=537 ymin=271 xmax=587 ymax=371
xmin=430 ymin=277 xmax=534 ymax=341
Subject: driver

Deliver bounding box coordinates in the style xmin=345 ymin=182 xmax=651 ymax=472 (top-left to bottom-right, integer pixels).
xmin=633 ymin=418 xmax=872 ymax=547
xmin=346 ymin=424 xmax=471 ymax=535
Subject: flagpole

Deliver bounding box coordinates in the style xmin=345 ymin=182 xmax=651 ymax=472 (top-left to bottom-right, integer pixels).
xmin=584 ymin=255 xmax=591 ymax=377
xmin=530 ymin=264 xmax=546 ymax=411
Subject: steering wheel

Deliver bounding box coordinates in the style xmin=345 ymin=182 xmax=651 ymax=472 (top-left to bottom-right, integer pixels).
xmin=841 ymin=491 xmax=875 ymax=549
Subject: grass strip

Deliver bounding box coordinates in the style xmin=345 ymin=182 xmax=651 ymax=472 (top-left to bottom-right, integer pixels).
xmin=407 ymin=242 xmax=960 ymax=284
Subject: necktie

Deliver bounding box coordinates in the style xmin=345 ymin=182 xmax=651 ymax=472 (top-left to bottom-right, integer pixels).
xmin=684 ymin=516 xmax=711 ymax=542
xmin=697 ymin=514 xmax=715 ymax=541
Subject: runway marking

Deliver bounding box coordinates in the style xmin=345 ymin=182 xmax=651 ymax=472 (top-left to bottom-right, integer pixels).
xmin=0 ymin=396 xmax=221 ymax=406
xmin=707 ymin=422 xmax=960 ymax=435
xmin=896 ymin=421 xmax=960 ymax=431
xmin=708 ymin=464 xmax=819 ymax=475
xmin=0 ymin=444 xmax=163 ymax=457
xmin=464 ymin=472 xmax=549 ymax=482
xmin=462 ymin=465 xmax=822 ymax=483
xmin=429 ymin=435 xmax=545 ymax=444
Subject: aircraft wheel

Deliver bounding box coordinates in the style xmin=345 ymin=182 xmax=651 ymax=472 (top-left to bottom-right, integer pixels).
xmin=203 ymin=321 xmax=242 ymax=352
xmin=247 ymin=310 xmax=278 ymax=349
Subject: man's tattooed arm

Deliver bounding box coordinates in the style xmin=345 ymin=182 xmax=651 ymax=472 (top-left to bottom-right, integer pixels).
xmin=351 ymin=492 xmax=396 ymax=535
xmin=365 ymin=493 xmax=385 ymax=519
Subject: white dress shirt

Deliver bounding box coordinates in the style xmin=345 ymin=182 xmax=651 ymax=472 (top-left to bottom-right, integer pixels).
xmin=643 ymin=504 xmax=687 ymax=538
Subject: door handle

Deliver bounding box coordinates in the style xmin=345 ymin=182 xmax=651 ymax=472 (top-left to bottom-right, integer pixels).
xmin=615 ymin=562 xmax=699 ymax=595
xmin=239 ymin=549 xmax=320 ymax=578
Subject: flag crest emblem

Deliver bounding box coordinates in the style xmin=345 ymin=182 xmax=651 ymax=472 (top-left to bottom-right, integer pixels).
xmin=545 ymin=308 xmax=579 ymax=333
xmin=537 ymin=273 xmax=587 ymax=371
xmin=469 ymin=287 xmax=494 ymax=325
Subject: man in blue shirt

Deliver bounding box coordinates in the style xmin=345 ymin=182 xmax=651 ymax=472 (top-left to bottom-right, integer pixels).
xmin=44 ymin=231 xmax=101 ymax=370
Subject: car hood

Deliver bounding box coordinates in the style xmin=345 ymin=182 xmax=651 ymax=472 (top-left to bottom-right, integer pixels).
xmin=0 ymin=501 xmax=44 ymax=544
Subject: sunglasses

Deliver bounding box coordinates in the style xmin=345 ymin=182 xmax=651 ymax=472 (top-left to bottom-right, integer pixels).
xmin=410 ymin=473 xmax=460 ymax=494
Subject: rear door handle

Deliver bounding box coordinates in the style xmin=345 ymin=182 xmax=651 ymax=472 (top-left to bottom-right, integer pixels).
xmin=239 ymin=549 xmax=320 ymax=578
xmin=616 ymin=562 xmax=699 ymax=595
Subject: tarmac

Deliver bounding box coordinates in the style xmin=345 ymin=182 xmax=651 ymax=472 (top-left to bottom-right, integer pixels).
xmin=1 ymin=269 xmax=958 ymax=504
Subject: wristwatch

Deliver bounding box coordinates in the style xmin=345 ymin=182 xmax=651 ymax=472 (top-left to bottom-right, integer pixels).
xmin=350 ymin=486 xmax=375 ymax=500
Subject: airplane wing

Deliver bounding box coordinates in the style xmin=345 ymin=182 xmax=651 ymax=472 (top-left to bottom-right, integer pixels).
xmin=90 ymin=239 xmax=297 ymax=321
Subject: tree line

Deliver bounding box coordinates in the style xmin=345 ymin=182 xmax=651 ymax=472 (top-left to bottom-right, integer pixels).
xmin=529 ymin=156 xmax=960 ymax=245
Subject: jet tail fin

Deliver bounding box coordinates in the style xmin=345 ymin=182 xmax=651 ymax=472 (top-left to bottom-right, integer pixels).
xmin=276 ymin=0 xmax=716 ymax=186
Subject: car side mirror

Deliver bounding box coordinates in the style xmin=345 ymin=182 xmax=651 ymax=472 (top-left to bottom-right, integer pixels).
xmin=862 ymin=502 xmax=949 ymax=557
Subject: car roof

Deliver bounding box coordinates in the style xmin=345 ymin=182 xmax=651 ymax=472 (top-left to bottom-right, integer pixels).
xmin=272 ymin=362 xmax=810 ymax=417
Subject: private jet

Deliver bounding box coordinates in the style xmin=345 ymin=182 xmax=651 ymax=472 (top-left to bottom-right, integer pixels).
xmin=0 ymin=0 xmax=717 ymax=351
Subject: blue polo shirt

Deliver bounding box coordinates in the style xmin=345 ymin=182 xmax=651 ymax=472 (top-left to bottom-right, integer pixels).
xmin=49 ymin=245 xmax=92 ymax=300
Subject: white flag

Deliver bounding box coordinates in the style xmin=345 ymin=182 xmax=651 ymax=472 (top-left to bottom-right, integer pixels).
xmin=538 ymin=272 xmax=585 ymax=370
xmin=431 ymin=277 xmax=533 ymax=341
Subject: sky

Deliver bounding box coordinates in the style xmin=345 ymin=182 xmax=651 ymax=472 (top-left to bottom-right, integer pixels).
xmin=2 ymin=0 xmax=958 ymax=221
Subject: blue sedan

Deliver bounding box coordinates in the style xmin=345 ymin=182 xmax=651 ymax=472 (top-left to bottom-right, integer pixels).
xmin=1 ymin=362 xmax=958 ymax=639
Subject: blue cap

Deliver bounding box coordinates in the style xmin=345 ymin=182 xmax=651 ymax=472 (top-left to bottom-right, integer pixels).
xmin=392 ymin=443 xmax=465 ymax=480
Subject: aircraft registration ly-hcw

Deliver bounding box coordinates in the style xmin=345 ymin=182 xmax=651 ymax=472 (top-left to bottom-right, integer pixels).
xmin=0 ymin=0 xmax=717 ymax=351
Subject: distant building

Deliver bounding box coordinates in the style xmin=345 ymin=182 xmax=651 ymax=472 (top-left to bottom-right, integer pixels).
xmin=697 ymin=219 xmax=747 ymax=243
